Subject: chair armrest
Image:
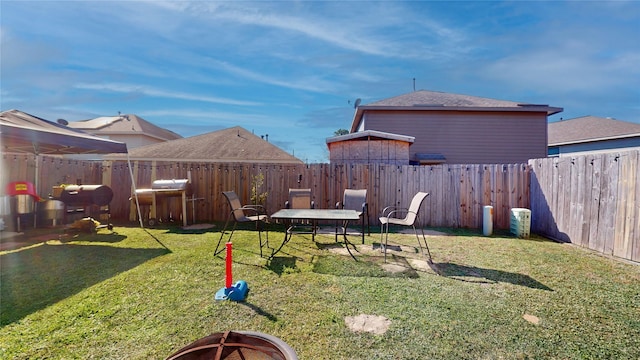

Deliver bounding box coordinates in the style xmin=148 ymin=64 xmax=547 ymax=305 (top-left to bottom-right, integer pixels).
xmin=380 ymin=205 xmax=399 ymax=217
xmin=241 ymin=204 xmax=267 ymax=215
xmin=381 ymin=206 xmax=409 ymax=219
xmin=336 ymin=201 xmax=342 ymax=209
xmin=285 ymin=200 xmax=314 ymax=209
xmin=385 ymin=209 xmax=415 ymax=220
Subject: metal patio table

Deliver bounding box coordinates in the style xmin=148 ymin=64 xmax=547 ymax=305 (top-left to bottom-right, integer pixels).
xmin=270 ymin=209 xmax=361 ymax=260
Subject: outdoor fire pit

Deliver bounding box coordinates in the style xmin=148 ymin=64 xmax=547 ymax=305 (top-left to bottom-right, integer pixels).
xmin=166 ymin=331 xmax=298 ymax=360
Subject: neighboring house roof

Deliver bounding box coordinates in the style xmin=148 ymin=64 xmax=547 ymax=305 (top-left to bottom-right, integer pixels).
xmin=326 ymin=130 xmax=415 ymax=144
xmin=351 ymin=89 xmax=562 ymax=132
xmin=104 ymin=126 xmax=303 ymax=164
xmin=548 ymin=116 xmax=640 ymax=146
xmin=67 ymin=114 xmax=182 ymax=142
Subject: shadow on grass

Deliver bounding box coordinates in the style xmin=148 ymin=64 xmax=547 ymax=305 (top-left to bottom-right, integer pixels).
xmin=0 ymin=242 xmax=170 ymax=326
xmin=1 ymin=232 xmax=129 ymax=252
xmin=267 ymin=256 xmax=297 ymax=276
xmin=143 ymin=229 xmax=170 ymax=250
xmin=162 ymin=224 xmax=219 ymax=235
xmin=431 ymin=262 xmax=553 ymax=291
xmin=312 ymin=255 xmax=419 ymax=278
xmin=61 ymin=232 xmax=127 ymax=244
xmin=239 ymin=302 xmax=278 ymax=322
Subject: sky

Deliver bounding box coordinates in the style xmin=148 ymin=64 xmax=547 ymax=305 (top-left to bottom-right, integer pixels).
xmin=1 ymin=1 xmax=639 ymax=163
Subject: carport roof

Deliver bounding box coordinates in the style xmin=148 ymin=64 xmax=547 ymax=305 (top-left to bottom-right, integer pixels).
xmin=1 ymin=109 xmax=128 ymax=155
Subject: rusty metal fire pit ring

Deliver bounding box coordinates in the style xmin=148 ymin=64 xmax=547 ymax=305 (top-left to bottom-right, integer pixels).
xmin=165 ymin=330 xmax=298 ymax=360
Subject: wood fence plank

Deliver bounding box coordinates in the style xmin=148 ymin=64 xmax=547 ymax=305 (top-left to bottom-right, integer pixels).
xmin=555 ymin=157 xmax=569 ymax=242
xmin=599 ymin=153 xmax=619 ymax=255
xmin=568 ymin=157 xmax=579 ymax=243
xmin=589 ymin=155 xmax=603 ymax=251
xmin=498 ymin=165 xmax=509 ymax=229
xmin=575 ymin=156 xmax=588 ymax=247
xmin=470 ymin=165 xmax=479 ymax=228
xmin=633 ymin=151 xmax=640 ymax=262
xmin=453 ymin=165 xmax=462 ymax=228
xmin=432 ymin=165 xmax=444 ymax=227
xmin=459 ymin=165 xmax=469 ymax=227
xmin=615 ymin=151 xmax=635 ymax=259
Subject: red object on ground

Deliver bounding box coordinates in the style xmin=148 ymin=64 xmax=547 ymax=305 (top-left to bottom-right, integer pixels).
xmin=5 ymin=181 xmax=42 ymax=201
xmin=225 ymin=242 xmax=233 ymax=289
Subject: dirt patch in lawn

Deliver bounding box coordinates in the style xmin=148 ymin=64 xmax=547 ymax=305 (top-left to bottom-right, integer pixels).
xmin=345 ymin=314 xmax=391 ymax=335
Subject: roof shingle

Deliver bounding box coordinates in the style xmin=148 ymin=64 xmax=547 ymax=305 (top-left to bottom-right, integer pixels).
xmin=548 ymin=116 xmax=640 ymax=145
xmin=366 ymin=89 xmax=524 ymax=108
xmin=105 ymin=126 xmax=302 ymax=163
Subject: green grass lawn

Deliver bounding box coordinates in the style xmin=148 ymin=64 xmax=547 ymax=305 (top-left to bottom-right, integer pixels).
xmin=1 ymin=223 xmax=639 ymax=359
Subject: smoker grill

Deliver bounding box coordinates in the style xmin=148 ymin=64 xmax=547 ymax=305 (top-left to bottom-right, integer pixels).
xmin=60 ymin=185 xmax=113 ymax=207
xmin=131 ymin=179 xmax=193 ymax=226
xmin=58 ymin=184 xmax=113 ymax=225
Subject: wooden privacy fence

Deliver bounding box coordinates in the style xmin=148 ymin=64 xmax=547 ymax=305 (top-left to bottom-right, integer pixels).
xmin=529 ymin=149 xmax=640 ymax=263
xmin=1 ymin=156 xmax=530 ymax=231
xmin=5 ymin=152 xmax=638 ymax=263
xmin=113 ymin=161 xmax=529 ymax=230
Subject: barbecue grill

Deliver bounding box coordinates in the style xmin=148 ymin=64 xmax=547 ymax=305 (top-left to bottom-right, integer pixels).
xmin=58 ymin=184 xmax=113 ymax=225
xmin=60 ymin=185 xmax=113 ymax=207
xmin=130 ymin=179 xmax=193 ymax=226
xmin=152 ymin=179 xmax=192 ymax=195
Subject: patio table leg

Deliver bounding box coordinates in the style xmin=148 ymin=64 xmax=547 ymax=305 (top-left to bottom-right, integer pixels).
xmin=341 ymin=220 xmax=358 ymax=261
xmin=269 ymin=223 xmax=293 ymax=258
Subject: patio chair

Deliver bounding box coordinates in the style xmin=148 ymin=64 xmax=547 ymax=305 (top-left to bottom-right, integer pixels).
xmin=285 ymin=188 xmax=314 ymax=209
xmin=335 ymin=189 xmax=369 ymax=244
xmin=379 ymin=191 xmax=432 ymax=263
xmin=284 ymin=188 xmax=316 ymax=239
xmin=215 ymin=191 xmax=269 ymax=257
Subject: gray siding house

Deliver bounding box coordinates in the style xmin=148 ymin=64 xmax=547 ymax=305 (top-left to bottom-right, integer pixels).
xmin=548 ymin=116 xmax=640 ymax=157
xmin=347 ymin=90 xmax=562 ymax=164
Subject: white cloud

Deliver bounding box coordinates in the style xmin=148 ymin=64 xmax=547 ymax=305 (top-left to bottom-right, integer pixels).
xmin=149 ymin=1 xmax=468 ymax=60
xmin=74 ymin=83 xmax=262 ymax=106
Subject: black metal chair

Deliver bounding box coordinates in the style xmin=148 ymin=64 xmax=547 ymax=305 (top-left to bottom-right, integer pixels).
xmin=284 ymin=188 xmax=314 ymax=210
xmin=215 ymin=191 xmax=269 ymax=257
xmin=284 ymin=188 xmax=316 ymax=239
xmin=336 ymin=189 xmax=369 ymax=244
